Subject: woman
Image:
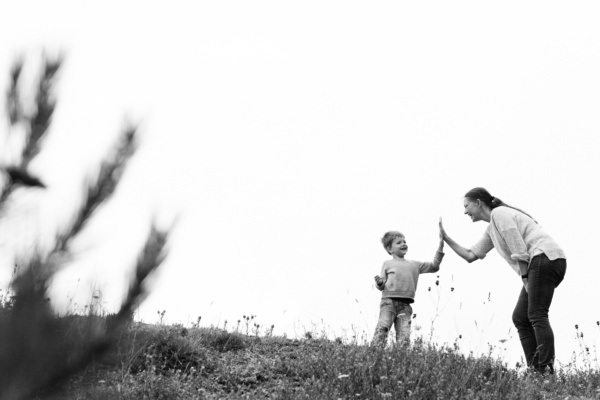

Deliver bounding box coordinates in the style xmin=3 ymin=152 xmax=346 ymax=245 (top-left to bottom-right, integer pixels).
xmin=439 ymin=187 xmax=566 ymax=374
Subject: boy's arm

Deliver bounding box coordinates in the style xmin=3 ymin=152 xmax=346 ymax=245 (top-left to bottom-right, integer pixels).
xmin=433 ymin=238 xmax=445 ymax=268
xmin=374 ymin=263 xmax=386 ymax=291
xmin=427 ymin=243 xmax=445 ymax=272
xmin=436 ymin=228 xmax=444 ymax=259
xmin=420 ymin=222 xmax=446 ymax=273
xmin=432 ymin=219 xmax=446 ymax=269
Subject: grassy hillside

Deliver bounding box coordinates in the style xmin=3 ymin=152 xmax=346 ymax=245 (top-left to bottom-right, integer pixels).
xmin=30 ymin=316 xmax=600 ymax=400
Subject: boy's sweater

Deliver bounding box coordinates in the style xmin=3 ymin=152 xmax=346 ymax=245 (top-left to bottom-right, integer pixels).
xmin=376 ymin=251 xmax=444 ymax=302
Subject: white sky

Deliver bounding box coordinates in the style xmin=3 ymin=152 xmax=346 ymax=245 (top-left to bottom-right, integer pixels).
xmin=1 ymin=1 xmax=600 ymax=368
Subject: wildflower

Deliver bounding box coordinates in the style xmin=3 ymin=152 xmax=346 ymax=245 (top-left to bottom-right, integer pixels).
xmin=575 ymin=324 xmax=579 ymax=330
xmin=451 ymin=287 xmax=455 ymax=292
xmin=435 ymin=280 xmax=439 ymax=286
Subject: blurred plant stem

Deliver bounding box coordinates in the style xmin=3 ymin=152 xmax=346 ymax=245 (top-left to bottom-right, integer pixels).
xmin=0 ymin=54 xmax=171 ymax=400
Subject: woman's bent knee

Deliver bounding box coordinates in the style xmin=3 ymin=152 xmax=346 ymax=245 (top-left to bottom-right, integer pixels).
xmin=512 ymin=309 xmax=529 ymax=328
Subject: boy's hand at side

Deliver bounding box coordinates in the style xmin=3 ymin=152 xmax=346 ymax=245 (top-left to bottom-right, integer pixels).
xmin=374 ymin=275 xmax=384 ymax=286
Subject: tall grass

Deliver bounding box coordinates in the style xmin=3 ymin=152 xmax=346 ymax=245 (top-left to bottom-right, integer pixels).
xmin=0 ymin=55 xmax=171 ymax=399
xmin=23 ymin=313 xmax=600 ymax=400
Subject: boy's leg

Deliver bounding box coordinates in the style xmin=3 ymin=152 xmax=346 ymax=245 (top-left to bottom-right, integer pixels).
xmin=372 ymin=298 xmax=395 ymax=347
xmin=394 ymin=302 xmax=413 ymax=345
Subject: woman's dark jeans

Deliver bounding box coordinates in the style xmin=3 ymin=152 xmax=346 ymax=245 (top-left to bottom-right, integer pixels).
xmin=512 ymin=254 xmax=566 ymax=371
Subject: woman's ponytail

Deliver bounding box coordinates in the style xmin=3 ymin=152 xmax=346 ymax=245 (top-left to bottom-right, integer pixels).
xmin=465 ymin=187 xmax=538 ymax=224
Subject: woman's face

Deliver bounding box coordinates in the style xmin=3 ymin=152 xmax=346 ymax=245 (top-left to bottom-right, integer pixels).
xmin=463 ymin=197 xmax=483 ymax=222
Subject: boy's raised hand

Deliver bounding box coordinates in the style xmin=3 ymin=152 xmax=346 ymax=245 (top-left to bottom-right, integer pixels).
xmin=439 ymin=217 xmax=447 ymax=241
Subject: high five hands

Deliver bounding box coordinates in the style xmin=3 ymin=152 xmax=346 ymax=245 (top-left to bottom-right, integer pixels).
xmin=439 ymin=217 xmax=447 ymax=242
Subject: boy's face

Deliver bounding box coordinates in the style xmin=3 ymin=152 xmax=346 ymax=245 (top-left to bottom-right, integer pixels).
xmin=388 ymin=236 xmax=408 ymax=258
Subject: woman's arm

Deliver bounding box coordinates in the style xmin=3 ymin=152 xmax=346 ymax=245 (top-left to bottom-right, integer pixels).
xmin=492 ymin=208 xmax=530 ymax=264
xmin=439 ymin=218 xmax=478 ymax=263
xmin=444 ymin=235 xmax=478 ymax=263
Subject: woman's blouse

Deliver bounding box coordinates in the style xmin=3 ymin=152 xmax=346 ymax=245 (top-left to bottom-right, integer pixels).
xmin=470 ymin=206 xmax=566 ymax=276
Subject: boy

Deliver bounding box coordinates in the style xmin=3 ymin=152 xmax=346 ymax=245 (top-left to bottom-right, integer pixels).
xmin=372 ymin=229 xmax=444 ymax=346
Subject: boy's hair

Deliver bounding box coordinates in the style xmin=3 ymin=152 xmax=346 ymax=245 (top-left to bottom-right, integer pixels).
xmin=381 ymin=231 xmax=404 ymax=255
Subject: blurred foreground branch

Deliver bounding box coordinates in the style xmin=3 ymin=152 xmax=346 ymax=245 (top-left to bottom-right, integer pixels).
xmin=0 ymin=55 xmax=171 ymax=400
xmin=0 ymin=57 xmax=60 ymax=208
